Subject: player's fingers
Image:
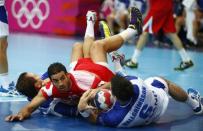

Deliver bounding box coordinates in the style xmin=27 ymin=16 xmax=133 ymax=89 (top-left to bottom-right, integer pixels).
xmin=5 ymin=115 xmax=12 ymax=121
xmin=19 ymin=116 xmax=24 ymax=121
xmin=88 ymin=89 xmax=98 ymax=98
xmin=10 ymin=116 xmax=18 ymax=121
xmin=83 ymin=89 xmax=92 ymax=98
xmin=83 ymin=89 xmax=91 ymax=96
xmin=80 ymin=91 xmax=89 ymax=99
xmin=86 ymin=105 xmax=96 ymax=110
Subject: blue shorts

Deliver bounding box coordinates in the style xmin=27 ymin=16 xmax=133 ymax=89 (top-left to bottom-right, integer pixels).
xmin=197 ymin=0 xmax=203 ymax=12
xmin=0 ymin=6 xmax=9 ymax=37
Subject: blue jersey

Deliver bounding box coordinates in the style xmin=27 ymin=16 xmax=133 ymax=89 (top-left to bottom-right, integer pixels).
xmin=0 ymin=5 xmax=9 ymax=37
xmin=0 ymin=6 xmax=7 ymax=23
xmin=96 ymin=76 xmax=169 ymax=127
xmin=197 ymin=0 xmax=203 ymax=11
xmin=39 ymin=98 xmax=78 ymax=117
xmin=0 ymin=0 xmax=5 ymax=6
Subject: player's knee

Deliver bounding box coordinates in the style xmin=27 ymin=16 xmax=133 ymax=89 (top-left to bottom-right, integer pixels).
xmin=0 ymin=38 xmax=8 ymax=51
xmin=142 ymin=32 xmax=149 ymax=37
xmin=90 ymin=41 xmax=104 ymax=54
xmin=72 ymin=42 xmax=83 ymax=51
xmin=91 ymin=40 xmax=104 ymax=49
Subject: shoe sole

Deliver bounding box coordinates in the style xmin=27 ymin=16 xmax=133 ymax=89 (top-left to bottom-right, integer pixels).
xmin=174 ymin=64 xmax=194 ymax=71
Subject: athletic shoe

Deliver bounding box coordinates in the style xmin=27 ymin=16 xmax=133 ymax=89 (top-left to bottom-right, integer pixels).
xmin=187 ymin=88 xmax=203 ymax=115
xmin=99 ymin=20 xmax=112 ymax=39
xmin=0 ymin=81 xmax=21 ymax=97
xmin=174 ymin=60 xmax=194 ymax=71
xmin=110 ymin=51 xmax=125 ymax=66
xmin=86 ymin=10 xmax=97 ymax=23
xmin=128 ymin=6 xmax=143 ymax=35
xmin=125 ymin=59 xmax=138 ymax=68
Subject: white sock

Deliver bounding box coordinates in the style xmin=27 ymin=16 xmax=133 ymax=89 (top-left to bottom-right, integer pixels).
xmin=0 ymin=73 xmax=9 ymax=89
xmin=186 ymin=95 xmax=199 ymax=110
xmin=131 ymin=49 xmax=141 ymax=63
xmin=108 ymin=51 xmax=126 ymax=76
xmin=178 ymin=48 xmax=191 ymax=62
xmin=119 ymin=28 xmax=137 ymax=42
xmin=113 ymin=60 xmax=123 ymax=72
xmin=85 ymin=21 xmax=95 ymax=38
xmin=112 ymin=60 xmax=126 ymax=76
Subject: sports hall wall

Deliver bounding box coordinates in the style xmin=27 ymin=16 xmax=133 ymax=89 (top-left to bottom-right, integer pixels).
xmin=5 ymin=0 xmax=101 ymax=36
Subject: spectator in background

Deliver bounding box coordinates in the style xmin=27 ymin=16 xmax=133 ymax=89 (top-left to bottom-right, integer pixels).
xmin=182 ymin=0 xmax=198 ymax=45
xmin=175 ymin=0 xmax=203 ymax=46
xmin=125 ymin=0 xmax=194 ymax=71
xmin=100 ymin=0 xmax=146 ymax=35
xmin=0 ymin=0 xmax=18 ymax=96
xmin=193 ymin=0 xmax=203 ymax=43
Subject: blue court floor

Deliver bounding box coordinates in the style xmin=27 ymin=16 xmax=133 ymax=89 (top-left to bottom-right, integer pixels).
xmin=0 ymin=33 xmax=203 ymax=131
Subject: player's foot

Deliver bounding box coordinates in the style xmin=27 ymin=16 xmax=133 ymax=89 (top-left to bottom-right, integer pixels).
xmin=125 ymin=59 xmax=138 ymax=68
xmin=0 ymin=81 xmax=21 ymax=97
xmin=128 ymin=6 xmax=143 ymax=35
xmin=86 ymin=10 xmax=97 ymax=23
xmin=174 ymin=60 xmax=194 ymax=71
xmin=187 ymin=88 xmax=203 ymax=115
xmin=99 ymin=20 xmax=112 ymax=39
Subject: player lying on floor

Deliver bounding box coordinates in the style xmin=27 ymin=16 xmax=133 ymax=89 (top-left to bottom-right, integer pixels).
xmin=77 ymin=18 xmax=203 ymax=128
xmin=78 ymin=65 xmax=203 ymax=127
xmin=5 ymin=6 xmax=143 ymax=122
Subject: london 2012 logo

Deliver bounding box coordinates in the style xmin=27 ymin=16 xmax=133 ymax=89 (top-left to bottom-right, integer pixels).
xmin=11 ymin=0 xmax=50 ymax=29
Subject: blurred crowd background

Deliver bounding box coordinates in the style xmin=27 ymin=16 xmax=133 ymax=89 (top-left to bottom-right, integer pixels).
xmin=5 ymin=0 xmax=203 ymax=49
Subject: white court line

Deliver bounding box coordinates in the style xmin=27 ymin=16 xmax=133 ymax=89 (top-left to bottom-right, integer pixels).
xmin=0 ymin=97 xmax=27 ymax=102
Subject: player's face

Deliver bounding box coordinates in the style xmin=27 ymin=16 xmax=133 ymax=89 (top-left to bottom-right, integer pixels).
xmin=26 ymin=73 xmax=43 ymax=89
xmin=50 ymin=71 xmax=71 ymax=92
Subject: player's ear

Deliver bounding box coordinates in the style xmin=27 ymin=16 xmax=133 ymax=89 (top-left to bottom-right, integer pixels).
xmin=34 ymin=80 xmax=42 ymax=89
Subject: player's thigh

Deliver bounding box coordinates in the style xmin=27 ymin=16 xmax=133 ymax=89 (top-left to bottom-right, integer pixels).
xmin=163 ymin=12 xmax=176 ymax=33
xmin=71 ymin=42 xmax=83 ymax=62
xmin=90 ymin=40 xmax=108 ymax=63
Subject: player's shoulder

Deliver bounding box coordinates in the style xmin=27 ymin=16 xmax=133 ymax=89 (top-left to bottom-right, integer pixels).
xmin=125 ymin=75 xmax=143 ymax=82
xmin=41 ymin=81 xmax=54 ymax=91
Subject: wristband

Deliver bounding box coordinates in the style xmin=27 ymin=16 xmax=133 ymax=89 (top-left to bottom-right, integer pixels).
xmin=79 ymin=109 xmax=91 ymax=118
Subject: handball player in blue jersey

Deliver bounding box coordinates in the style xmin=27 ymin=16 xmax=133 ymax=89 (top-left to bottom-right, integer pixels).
xmin=78 ymin=64 xmax=203 ymax=127
xmin=77 ymin=19 xmax=203 ymax=128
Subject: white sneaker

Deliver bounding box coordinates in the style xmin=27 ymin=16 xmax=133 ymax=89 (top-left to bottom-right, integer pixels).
xmin=86 ymin=11 xmax=97 ymax=23
xmin=0 ymin=81 xmax=22 ymax=97
xmin=187 ymin=88 xmax=203 ymax=115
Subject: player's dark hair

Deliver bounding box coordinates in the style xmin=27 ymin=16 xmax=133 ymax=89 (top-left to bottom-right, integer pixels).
xmin=16 ymin=72 xmax=38 ymax=99
xmin=48 ymin=62 xmax=67 ymax=79
xmin=111 ymin=74 xmax=134 ymax=102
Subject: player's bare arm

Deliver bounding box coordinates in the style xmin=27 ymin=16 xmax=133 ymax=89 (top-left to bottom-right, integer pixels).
xmin=78 ymin=89 xmax=101 ymax=123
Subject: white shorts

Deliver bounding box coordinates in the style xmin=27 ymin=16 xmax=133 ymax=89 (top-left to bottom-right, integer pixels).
xmin=0 ymin=6 xmax=9 ymax=37
xmin=144 ymin=77 xmax=169 ymax=121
